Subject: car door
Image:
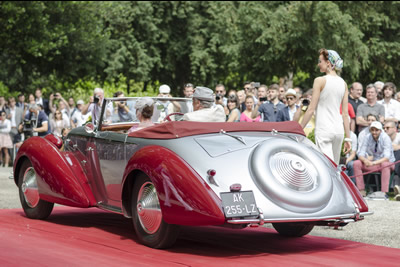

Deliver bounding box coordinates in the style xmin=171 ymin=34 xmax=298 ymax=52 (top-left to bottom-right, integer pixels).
xmin=65 ymin=130 xmax=108 ymax=204
xmin=89 ymin=130 xmax=127 ymax=208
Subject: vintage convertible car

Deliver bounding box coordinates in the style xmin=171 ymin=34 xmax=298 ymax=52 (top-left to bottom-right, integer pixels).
xmin=13 ymin=97 xmax=371 ymax=248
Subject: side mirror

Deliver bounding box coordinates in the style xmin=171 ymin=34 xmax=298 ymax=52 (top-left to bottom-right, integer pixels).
xmin=84 ymin=122 xmax=95 ymax=134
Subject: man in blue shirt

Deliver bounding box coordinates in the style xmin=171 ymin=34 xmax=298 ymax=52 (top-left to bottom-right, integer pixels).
xmin=19 ymin=103 xmax=51 ymax=137
xmin=353 ymin=121 xmax=395 ymax=196
xmin=251 ymin=84 xmax=285 ymax=122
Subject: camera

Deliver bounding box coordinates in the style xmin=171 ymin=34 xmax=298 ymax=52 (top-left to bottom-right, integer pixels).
xmin=253 ymin=82 xmax=261 ymax=89
xmin=93 ymin=95 xmax=100 ymax=104
xmin=302 ymin=98 xmax=310 ymax=106
xmin=259 ymin=97 xmax=268 ymax=102
xmin=216 ymin=94 xmax=222 ymax=101
xmin=22 ymin=119 xmax=37 ymax=139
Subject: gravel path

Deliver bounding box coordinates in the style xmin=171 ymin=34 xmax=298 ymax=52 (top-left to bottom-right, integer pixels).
xmin=2 ymin=166 xmax=399 ymax=249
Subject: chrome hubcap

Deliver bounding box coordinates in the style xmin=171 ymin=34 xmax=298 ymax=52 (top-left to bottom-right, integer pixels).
xmin=136 ymin=182 xmax=162 ymax=234
xmin=22 ymin=167 xmax=40 ymax=208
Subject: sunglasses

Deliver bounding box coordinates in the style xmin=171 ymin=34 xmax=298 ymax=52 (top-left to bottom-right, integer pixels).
xmin=286 ymin=97 xmax=295 ymax=100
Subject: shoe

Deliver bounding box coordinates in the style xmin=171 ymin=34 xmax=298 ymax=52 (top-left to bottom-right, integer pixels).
xmin=360 ymin=189 xmax=367 ymax=197
xmin=394 ymin=185 xmax=400 ymax=196
xmin=395 ymin=194 xmax=400 ymax=201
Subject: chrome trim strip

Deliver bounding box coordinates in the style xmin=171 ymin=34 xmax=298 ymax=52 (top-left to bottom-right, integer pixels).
xmin=97 ymin=203 xmax=123 ymax=214
xmin=226 ymin=212 xmax=373 ymax=225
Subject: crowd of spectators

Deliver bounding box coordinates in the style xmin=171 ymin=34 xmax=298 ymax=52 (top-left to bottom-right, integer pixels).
xmin=2 ymin=80 xmax=400 ymax=200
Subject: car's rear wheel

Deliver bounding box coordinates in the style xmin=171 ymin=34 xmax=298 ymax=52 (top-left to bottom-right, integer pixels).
xmin=272 ymin=222 xmax=314 ymax=237
xmin=131 ymin=174 xmax=180 ymax=248
xmin=18 ymin=159 xmax=54 ymax=219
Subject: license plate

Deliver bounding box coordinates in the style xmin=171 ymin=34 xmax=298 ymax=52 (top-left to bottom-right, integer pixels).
xmin=220 ymin=191 xmax=259 ymax=218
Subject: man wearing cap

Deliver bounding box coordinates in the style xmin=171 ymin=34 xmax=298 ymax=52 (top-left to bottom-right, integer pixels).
xmin=353 ymin=121 xmax=395 ymax=196
xmin=276 ymin=88 xmax=299 ymax=122
xmin=182 ymin=87 xmax=226 ymax=122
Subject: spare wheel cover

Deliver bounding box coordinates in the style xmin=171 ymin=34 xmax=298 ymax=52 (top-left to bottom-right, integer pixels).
xmin=250 ymin=139 xmax=333 ymax=213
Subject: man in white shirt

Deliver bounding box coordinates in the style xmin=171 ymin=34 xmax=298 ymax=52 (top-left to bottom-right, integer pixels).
xmin=377 ymin=82 xmax=400 ymax=123
xmin=71 ymin=100 xmax=89 ymax=127
xmin=183 ymin=87 xmax=225 ymax=122
xmin=81 ymin=88 xmax=113 ymax=125
xmin=353 ymin=121 xmax=395 ymax=196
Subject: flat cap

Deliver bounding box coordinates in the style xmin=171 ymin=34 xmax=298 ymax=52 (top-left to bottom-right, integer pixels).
xmin=193 ymin=87 xmax=214 ymax=101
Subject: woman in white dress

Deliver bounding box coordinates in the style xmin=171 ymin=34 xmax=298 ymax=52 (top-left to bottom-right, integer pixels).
xmin=0 ymin=111 xmax=13 ymax=167
xmin=300 ymin=49 xmax=351 ymax=164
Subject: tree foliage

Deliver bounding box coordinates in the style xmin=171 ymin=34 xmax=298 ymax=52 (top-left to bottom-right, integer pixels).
xmin=1 ymin=1 xmax=400 ymax=98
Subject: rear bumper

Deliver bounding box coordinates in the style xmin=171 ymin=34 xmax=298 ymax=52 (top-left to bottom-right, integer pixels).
xmin=226 ymin=211 xmax=373 ymax=226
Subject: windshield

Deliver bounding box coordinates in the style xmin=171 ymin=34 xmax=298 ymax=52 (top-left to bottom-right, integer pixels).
xmin=100 ymin=97 xmax=192 ymax=127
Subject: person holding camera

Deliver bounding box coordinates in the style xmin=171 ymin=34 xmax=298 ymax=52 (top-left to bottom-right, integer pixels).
xmin=81 ymin=87 xmax=113 ymax=125
xmin=300 ymin=49 xmax=351 ymax=165
xmin=49 ymin=92 xmax=71 ymax=126
xmin=293 ymin=93 xmax=315 ymax=136
xmin=215 ymin=84 xmax=227 ymax=107
xmin=113 ymin=91 xmax=135 ymax=122
xmin=18 ymin=103 xmax=51 ymax=138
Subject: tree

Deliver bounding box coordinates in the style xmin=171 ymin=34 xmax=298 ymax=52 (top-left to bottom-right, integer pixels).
xmin=0 ymin=1 xmax=109 ymax=93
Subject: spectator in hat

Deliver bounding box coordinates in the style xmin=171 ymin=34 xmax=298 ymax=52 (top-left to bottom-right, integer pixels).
xmin=182 ymin=87 xmax=225 ymax=122
xmin=154 ymin=84 xmax=176 ymax=122
xmin=71 ymin=99 xmax=88 ymax=127
xmin=277 ymin=88 xmax=299 ymax=122
xmin=353 ymin=121 xmax=395 ymax=196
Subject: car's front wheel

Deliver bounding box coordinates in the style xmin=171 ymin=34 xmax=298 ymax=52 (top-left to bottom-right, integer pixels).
xmin=272 ymin=222 xmax=314 ymax=237
xmin=18 ymin=159 xmax=54 ymax=219
xmin=131 ymin=174 xmax=180 ymax=248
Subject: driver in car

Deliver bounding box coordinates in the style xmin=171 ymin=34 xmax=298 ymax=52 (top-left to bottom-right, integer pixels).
xmin=182 ymin=87 xmax=226 ymax=122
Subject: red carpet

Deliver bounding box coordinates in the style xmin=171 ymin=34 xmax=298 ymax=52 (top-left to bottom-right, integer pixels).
xmin=0 ymin=206 xmax=399 ymax=266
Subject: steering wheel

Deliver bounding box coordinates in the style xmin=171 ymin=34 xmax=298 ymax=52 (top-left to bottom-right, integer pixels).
xmin=163 ymin=112 xmax=184 ymax=122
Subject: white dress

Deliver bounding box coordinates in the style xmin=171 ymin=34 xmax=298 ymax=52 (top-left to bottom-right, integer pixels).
xmin=314 ymin=75 xmax=346 ymax=164
xmin=0 ymin=119 xmax=13 ymax=148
